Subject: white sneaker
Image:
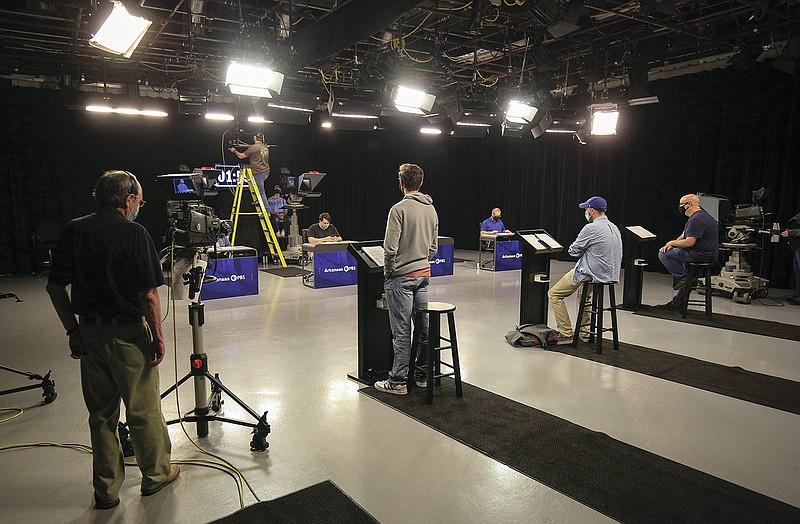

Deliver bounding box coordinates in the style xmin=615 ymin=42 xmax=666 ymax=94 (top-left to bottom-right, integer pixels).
xmin=374 ymin=380 xmax=407 ymax=395
xmin=414 ymin=377 xmax=428 ymax=388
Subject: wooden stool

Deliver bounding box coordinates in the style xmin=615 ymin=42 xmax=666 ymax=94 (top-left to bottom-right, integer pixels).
xmin=572 ymin=281 xmax=620 ymax=354
xmin=409 ymin=302 xmax=463 ymax=404
xmin=680 ymin=263 xmax=714 ymax=319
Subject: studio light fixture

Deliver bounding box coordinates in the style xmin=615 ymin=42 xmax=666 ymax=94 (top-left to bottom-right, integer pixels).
xmin=205 ymin=112 xmax=234 ymax=121
xmin=393 ymin=86 xmax=436 ymax=115
xmin=419 ymin=127 xmax=442 ymax=135
xmin=85 ymin=105 xmax=167 ymax=117
xmin=321 ymin=121 xmax=332 ymax=128
xmin=247 ymin=116 xmax=273 ymax=123
xmin=226 ymin=62 xmax=284 ymax=98
xmin=504 ymin=100 xmax=539 ymax=124
xmin=89 ymin=2 xmax=152 ymax=59
xmin=590 ymin=110 xmax=619 ymax=135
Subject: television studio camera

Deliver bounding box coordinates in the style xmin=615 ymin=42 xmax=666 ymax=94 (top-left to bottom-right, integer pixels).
xmin=125 ymin=168 xmax=272 ymax=451
xmin=278 ymin=170 xmax=326 ymax=263
xmin=699 ymin=188 xmax=781 ymax=304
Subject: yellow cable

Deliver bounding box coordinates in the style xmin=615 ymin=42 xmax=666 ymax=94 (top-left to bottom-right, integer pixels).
xmin=0 ymin=408 xmax=23 ymax=424
xmin=403 ymin=11 xmax=432 ymax=39
xmin=403 ymin=48 xmax=433 ymax=63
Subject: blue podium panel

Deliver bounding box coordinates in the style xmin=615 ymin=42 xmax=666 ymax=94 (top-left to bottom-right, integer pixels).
xmin=201 ymin=256 xmax=259 ymax=300
xmin=314 ymin=250 xmax=358 ymax=289
xmin=430 ymin=243 xmax=454 ymax=277
xmin=495 ymin=240 xmax=522 ymax=271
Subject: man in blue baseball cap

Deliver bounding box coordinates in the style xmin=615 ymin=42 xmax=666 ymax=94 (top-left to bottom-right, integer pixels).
xmin=548 ymin=195 xmax=623 ymax=343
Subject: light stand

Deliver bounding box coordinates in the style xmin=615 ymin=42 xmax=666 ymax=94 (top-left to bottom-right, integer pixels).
xmin=119 ymin=249 xmax=270 ymax=455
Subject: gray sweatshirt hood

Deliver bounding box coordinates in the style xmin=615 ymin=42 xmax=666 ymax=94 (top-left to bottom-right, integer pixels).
xmin=403 ymin=191 xmax=434 ymax=205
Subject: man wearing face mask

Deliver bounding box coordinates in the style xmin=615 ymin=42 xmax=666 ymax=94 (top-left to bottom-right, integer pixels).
xmin=658 ymin=194 xmax=719 ymax=309
xmin=46 ymin=171 xmax=178 ymax=510
xmin=548 ymin=196 xmax=623 ymax=343
xmin=481 ymin=208 xmax=511 ymax=234
xmin=307 ymin=212 xmax=342 ymax=243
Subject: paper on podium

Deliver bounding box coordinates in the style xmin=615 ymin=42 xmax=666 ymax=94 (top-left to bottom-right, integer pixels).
xmin=362 ymin=245 xmax=385 ymax=266
xmin=626 ymin=226 xmax=656 ymax=239
xmin=520 ymin=232 xmax=562 ymax=252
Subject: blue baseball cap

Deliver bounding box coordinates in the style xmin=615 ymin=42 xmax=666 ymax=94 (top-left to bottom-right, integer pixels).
xmin=578 ymin=196 xmax=608 ymax=212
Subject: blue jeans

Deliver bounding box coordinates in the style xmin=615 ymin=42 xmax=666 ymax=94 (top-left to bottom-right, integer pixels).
xmin=253 ymin=172 xmax=268 ymax=198
xmin=270 ymin=214 xmax=291 ymax=234
xmin=384 ymin=276 xmax=430 ymax=384
xmin=792 ymin=246 xmax=800 ymax=300
xmin=658 ymin=247 xmax=710 ymax=304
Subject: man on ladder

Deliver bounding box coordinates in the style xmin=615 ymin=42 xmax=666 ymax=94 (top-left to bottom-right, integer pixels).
xmin=228 ymin=133 xmax=272 ymax=197
xmin=229 ymin=166 xmax=286 ymax=268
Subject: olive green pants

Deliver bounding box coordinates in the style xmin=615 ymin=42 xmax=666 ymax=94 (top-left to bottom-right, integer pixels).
xmin=79 ymin=322 xmax=172 ymax=500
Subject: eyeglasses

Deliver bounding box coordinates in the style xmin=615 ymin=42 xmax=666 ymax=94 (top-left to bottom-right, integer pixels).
xmin=137 ymin=197 xmax=146 ymax=208
xmin=678 ymin=202 xmax=688 ymax=208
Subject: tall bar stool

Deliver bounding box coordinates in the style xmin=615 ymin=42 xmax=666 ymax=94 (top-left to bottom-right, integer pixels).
xmin=408 ymin=302 xmax=463 ymax=405
xmin=680 ymin=262 xmax=714 ymax=319
xmin=572 ymin=281 xmax=620 ymax=354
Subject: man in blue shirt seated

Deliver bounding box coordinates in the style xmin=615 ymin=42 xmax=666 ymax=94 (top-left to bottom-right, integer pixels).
xmin=481 ymin=208 xmax=511 ymax=234
xmin=266 ymin=186 xmax=290 ymax=237
xmin=658 ymin=193 xmax=719 ymax=309
xmin=548 ymin=196 xmax=623 ymax=343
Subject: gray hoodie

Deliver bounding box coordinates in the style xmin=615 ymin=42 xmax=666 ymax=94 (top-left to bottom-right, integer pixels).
xmin=383 ymin=192 xmax=439 ymax=277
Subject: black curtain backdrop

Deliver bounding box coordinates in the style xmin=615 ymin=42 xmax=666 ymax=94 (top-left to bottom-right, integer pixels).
xmin=1 ymin=66 xmax=798 ymax=288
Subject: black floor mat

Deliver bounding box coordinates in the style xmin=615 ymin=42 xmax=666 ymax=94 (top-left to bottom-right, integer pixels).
xmin=550 ymin=339 xmax=800 ymax=414
xmin=634 ymin=304 xmax=800 ymax=341
xmin=360 ymin=382 xmax=800 ymax=524
xmin=260 ymin=267 xmax=312 ymax=278
xmin=211 ymin=480 xmax=378 ymax=524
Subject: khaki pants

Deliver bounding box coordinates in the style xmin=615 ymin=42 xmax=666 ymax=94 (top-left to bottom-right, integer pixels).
xmin=548 ymin=269 xmax=592 ymax=338
xmin=79 ymin=322 xmax=172 ymax=500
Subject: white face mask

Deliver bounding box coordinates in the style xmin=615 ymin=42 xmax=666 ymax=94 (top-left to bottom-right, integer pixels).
xmin=585 ymin=210 xmax=592 ymax=222
xmin=320 ymin=222 xmax=329 ymax=230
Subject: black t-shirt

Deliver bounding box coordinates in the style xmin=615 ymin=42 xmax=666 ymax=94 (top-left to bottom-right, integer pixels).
xmin=48 ymin=207 xmax=165 ymax=317
xmin=307 ymin=223 xmax=340 ymax=239
xmin=684 ymin=209 xmax=719 ymax=260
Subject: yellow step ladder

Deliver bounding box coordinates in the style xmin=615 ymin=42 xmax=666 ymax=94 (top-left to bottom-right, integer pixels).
xmin=229 ymin=166 xmax=286 ymax=267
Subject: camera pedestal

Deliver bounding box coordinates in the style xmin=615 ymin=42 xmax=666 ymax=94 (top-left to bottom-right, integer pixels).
xmin=119 ymin=251 xmax=270 ymax=455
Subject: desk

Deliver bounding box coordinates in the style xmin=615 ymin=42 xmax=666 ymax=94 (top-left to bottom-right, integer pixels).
xmin=200 ymin=246 xmax=259 ymax=300
xmin=479 ymin=233 xmax=522 ymax=271
xmin=303 ymin=236 xmax=455 ymax=288
xmin=302 ymin=241 xmax=358 ymax=289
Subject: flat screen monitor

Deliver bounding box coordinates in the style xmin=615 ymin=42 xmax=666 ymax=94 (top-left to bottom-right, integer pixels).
xmin=173 ymin=177 xmax=194 ymax=194
xmin=213 ymin=164 xmax=242 ymax=188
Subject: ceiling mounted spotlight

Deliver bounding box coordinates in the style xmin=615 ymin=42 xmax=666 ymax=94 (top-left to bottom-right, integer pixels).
xmin=590 ymin=106 xmax=619 ymax=135
xmin=504 ymin=100 xmax=539 ymax=125
xmin=393 ymin=86 xmax=436 ymax=115
xmin=226 ymin=62 xmax=284 ymax=98
xmin=89 ymin=2 xmax=152 ymax=58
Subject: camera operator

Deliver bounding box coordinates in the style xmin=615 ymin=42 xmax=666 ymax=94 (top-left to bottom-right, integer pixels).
xmin=228 ymin=133 xmax=271 ymax=197
xmin=46 ymin=170 xmax=179 ymax=510
xmin=781 ymin=211 xmax=800 ymax=305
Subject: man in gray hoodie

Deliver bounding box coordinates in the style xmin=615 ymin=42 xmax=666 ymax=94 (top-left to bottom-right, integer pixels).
xmin=375 ymin=163 xmax=439 ymax=395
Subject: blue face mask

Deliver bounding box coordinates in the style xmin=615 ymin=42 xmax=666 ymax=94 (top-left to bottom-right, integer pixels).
xmin=128 ymin=198 xmax=140 ymax=222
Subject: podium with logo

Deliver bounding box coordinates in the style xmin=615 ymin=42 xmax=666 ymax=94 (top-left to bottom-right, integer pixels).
xmin=430 ymin=236 xmax=454 ymax=276
xmin=479 ymin=233 xmax=522 ymax=271
xmin=200 ymin=246 xmax=259 ymax=300
xmin=515 ymin=229 xmax=563 ymax=325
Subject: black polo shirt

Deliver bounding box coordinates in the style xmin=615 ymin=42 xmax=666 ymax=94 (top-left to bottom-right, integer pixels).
xmin=48 ymin=207 xmax=165 ymax=317
xmin=307 ymin=223 xmax=340 ymax=239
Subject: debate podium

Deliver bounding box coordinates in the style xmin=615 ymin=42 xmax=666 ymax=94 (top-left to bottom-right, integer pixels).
xmin=515 ymin=229 xmax=563 ymax=325
xmin=347 ymin=241 xmax=393 ymax=384
xmin=621 ymin=226 xmax=657 ymax=311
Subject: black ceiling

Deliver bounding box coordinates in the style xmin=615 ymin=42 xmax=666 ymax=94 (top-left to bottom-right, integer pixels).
xmin=1 ymin=0 xmax=798 ymax=118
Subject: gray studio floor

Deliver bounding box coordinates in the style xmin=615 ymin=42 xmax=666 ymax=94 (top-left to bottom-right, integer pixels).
xmin=1 ymin=250 xmax=799 ymax=523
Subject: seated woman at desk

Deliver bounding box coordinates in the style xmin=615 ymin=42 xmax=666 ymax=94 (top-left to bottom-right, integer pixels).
xmin=308 ymin=212 xmax=342 ymax=243
xmin=481 ymin=208 xmax=511 ymax=234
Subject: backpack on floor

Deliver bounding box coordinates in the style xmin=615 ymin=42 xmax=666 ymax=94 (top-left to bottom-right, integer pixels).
xmin=504 ymin=324 xmax=559 ymax=349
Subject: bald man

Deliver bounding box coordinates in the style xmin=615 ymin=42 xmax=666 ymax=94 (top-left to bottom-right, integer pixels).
xmin=658 ymin=194 xmax=719 ymax=308
xmin=481 ymin=208 xmax=510 ymax=234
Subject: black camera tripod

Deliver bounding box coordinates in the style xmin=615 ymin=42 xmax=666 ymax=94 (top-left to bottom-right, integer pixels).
xmin=1 ymin=291 xmax=57 ymax=404
xmin=119 ymin=251 xmax=270 ymax=455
